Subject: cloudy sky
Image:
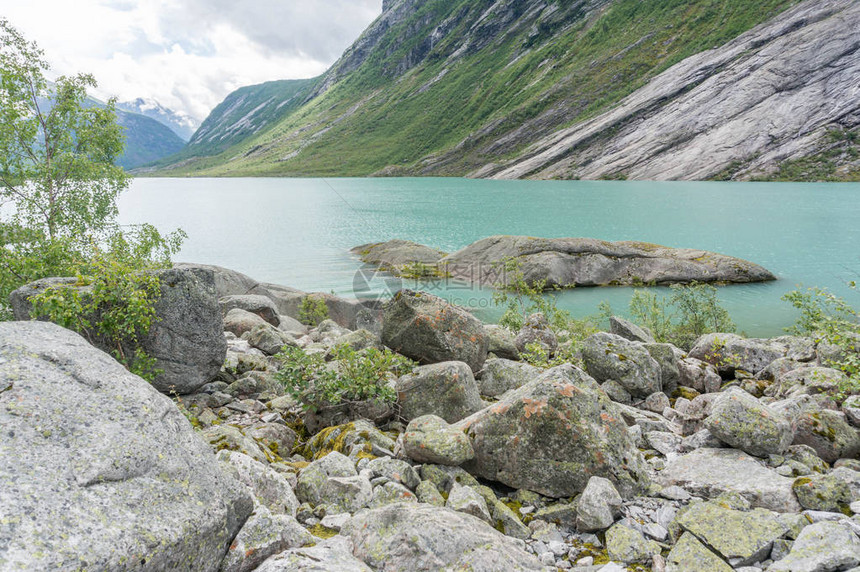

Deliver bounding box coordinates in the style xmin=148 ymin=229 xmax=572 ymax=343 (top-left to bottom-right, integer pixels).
xmin=2 ymin=1 xmax=383 ymax=121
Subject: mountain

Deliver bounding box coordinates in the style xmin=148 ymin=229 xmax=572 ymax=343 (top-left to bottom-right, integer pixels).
xmin=117 ymin=98 xmax=200 ymax=141
xmin=156 ymin=0 xmax=860 ymax=181
xmin=113 ymin=108 xmax=187 ymax=170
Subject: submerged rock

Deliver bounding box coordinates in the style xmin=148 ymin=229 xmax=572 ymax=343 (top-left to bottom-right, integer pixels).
xmin=0 ymin=321 xmax=252 ymax=571
xmin=438 ymin=235 xmax=776 ymax=289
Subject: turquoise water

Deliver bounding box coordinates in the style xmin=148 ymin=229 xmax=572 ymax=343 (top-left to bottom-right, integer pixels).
xmin=119 ymin=177 xmax=860 ymax=337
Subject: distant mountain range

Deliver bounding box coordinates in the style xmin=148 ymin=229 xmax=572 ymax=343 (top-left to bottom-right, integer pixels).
xmin=153 ymin=0 xmax=860 ymax=181
xmin=117 ymin=98 xmax=200 ymax=142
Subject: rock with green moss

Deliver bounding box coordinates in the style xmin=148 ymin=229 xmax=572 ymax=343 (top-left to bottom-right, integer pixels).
xmin=768 ymin=366 xmax=848 ymax=401
xmin=296 ymin=451 xmax=356 ymax=506
xmin=382 ymin=289 xmax=489 ymax=373
xmin=792 ymin=406 xmax=860 ymax=464
xmin=534 ymin=502 xmax=578 ymax=528
xmin=369 ymin=481 xmax=417 ymax=508
xmin=366 ymin=457 xmax=420 ymax=490
xmin=514 ymin=313 xmax=558 ymax=355
xmin=247 ymin=422 xmax=297 ymax=459
xmin=415 ymin=480 xmax=446 ymax=506
xmin=203 ymin=423 xmax=270 ymax=464
xmin=397 ymin=361 xmax=485 ymax=423
xmin=606 ymin=523 xmax=662 ymax=564
xmin=658 ymin=448 xmax=801 ymax=512
xmin=492 ymin=500 xmax=532 ymax=540
xmin=784 ymin=444 xmax=830 ymax=475
xmin=478 ymin=358 xmax=540 ymax=398
xmin=458 ymin=364 xmax=649 ymax=498
xmin=326 ymin=329 xmax=382 ymax=355
xmin=689 ymin=334 xmax=815 ymax=377
xmin=677 ymin=356 xmax=722 ymax=394
xmin=581 ymin=332 xmax=662 ymax=398
xmin=351 ymin=240 xmax=446 ymax=276
xmin=246 ymin=323 xmax=298 ymax=356
xmin=0 ymin=321 xmax=253 ymax=571
xmin=768 ymin=521 xmax=860 ymax=572
xmin=219 ymin=451 xmax=300 ymax=516
xmin=343 ymin=503 xmax=545 ymax=571
xmin=419 ymin=464 xmax=481 ymax=493
xmin=705 ymin=388 xmax=794 ymax=457
xmin=485 ymin=325 xmax=521 ymax=360
xmin=576 ymin=476 xmax=623 ymax=532
xmin=667 ymin=532 xmax=734 ymax=572
xmin=403 ymin=414 xmax=475 ymax=466
xmin=318 ymin=474 xmax=373 ymax=513
xmin=220 ymin=506 xmax=313 ymax=572
xmin=254 ymin=535 xmax=373 ymax=571
xmin=301 ymin=420 xmax=395 ymax=461
xmin=793 ymin=467 xmax=860 ymax=512
xmin=447 ymin=483 xmax=493 ymax=523
xmin=673 ymin=499 xmax=788 ymax=566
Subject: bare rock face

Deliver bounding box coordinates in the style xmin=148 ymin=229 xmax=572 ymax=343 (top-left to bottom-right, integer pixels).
xmin=486 ymin=0 xmax=860 ymax=181
xmin=439 ymin=236 xmax=774 ymax=289
xmin=0 ymin=321 xmax=253 ymax=571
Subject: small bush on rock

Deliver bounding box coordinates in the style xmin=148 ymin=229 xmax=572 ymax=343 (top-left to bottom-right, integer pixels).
xmin=784 ymin=286 xmax=860 ymax=402
xmin=29 ymin=250 xmax=163 ymax=381
xmin=298 ymin=295 xmax=329 ymax=326
xmin=620 ymin=282 xmax=735 ymax=349
xmin=275 ymin=344 xmax=415 ymax=412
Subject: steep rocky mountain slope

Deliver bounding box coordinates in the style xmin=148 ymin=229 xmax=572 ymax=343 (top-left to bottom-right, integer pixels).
xmin=156 ymin=0 xmax=859 ymax=180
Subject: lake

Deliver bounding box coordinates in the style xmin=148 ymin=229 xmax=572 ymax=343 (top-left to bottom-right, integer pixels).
xmin=119 ymin=177 xmax=860 ymax=337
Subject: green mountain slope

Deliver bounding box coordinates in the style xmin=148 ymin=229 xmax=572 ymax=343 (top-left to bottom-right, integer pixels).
xmin=157 ymin=0 xmax=805 ymax=178
xmin=115 ymin=109 xmax=186 ymax=170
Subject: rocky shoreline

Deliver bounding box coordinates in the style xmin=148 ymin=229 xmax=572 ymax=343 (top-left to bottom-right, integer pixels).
xmin=353 ymin=236 xmax=776 ymax=289
xmin=2 ymin=263 xmax=859 ymax=572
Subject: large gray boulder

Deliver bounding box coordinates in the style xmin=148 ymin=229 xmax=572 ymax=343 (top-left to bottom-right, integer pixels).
xmin=396 ymin=361 xmax=485 ymax=423
xmin=343 ymin=503 xmax=544 ymax=571
xmin=457 ymin=364 xmax=649 ymax=498
xmin=478 ymin=358 xmax=541 ymax=398
xmin=768 ymin=521 xmax=860 ymax=572
xmin=0 ymin=321 xmax=253 ymax=571
xmin=581 ymin=332 xmax=662 ymax=398
xmin=255 ymin=536 xmax=372 ymax=571
xmin=11 ymin=267 xmax=227 ymax=395
xmin=383 ymin=290 xmax=489 ymax=372
xmin=689 ymin=333 xmax=815 ymax=376
xmin=437 ymin=236 xmax=775 ymax=289
xmin=658 ymin=448 xmax=801 ymax=512
xmin=403 ymin=414 xmax=475 ymax=466
xmin=219 ymin=294 xmax=280 ymax=327
xmin=704 ymin=388 xmax=794 ymax=457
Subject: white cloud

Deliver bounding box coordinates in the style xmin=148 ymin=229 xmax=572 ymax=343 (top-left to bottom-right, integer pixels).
xmin=1 ymin=0 xmax=382 ymax=120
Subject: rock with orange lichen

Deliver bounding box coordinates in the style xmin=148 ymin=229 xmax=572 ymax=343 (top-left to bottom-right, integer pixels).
xmin=382 ymin=289 xmax=489 ymax=373
xmin=455 ymin=364 xmax=649 ymax=498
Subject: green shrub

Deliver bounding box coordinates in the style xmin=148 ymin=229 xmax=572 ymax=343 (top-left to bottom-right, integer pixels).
xmin=783 ymin=286 xmax=860 ymax=402
xmin=275 ymin=343 xmax=415 ymax=412
xmin=620 ymin=282 xmax=735 ymax=349
xmin=298 ymin=295 xmax=329 ymax=326
xmin=492 ymin=257 xmax=571 ymax=332
xmin=29 ymin=250 xmax=162 ymax=381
